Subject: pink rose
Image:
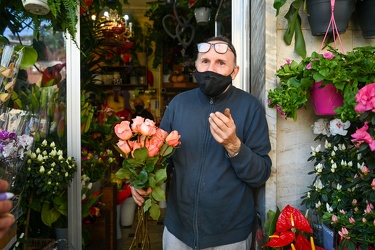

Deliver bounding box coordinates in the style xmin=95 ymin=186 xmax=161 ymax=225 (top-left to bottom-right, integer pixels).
xmin=354 ymin=83 xmax=375 ymax=113
xmin=166 ymin=130 xmax=181 ymax=147
xmin=131 ymin=116 xmax=145 ymax=133
xmin=117 ymin=140 xmax=132 ymax=155
xmin=139 ymin=119 xmax=157 ymax=136
xmin=147 ymin=141 xmax=160 ymax=157
xmin=323 ymin=51 xmax=334 ymax=60
xmin=114 ymin=121 xmax=133 ymax=140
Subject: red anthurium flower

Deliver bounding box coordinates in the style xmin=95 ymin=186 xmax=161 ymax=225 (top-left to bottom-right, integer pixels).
xmin=276 ymin=205 xmax=313 ymax=233
xmin=263 ymin=231 xmax=295 ymax=248
xmin=294 ymin=234 xmax=325 ymax=250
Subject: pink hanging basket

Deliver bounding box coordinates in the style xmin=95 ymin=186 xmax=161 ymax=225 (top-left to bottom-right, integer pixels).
xmin=311 ymin=81 xmax=343 ymax=115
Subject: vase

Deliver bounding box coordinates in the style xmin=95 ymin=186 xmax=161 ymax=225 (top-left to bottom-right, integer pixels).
xmin=194 ymin=7 xmax=211 ymax=25
xmin=120 ymin=197 xmax=136 ymax=227
xmin=311 ymin=81 xmax=343 ymax=115
xmin=306 ymin=0 xmax=355 ymax=36
xmin=22 ymin=0 xmax=50 ymax=15
xmin=356 ymin=0 xmax=375 ymax=38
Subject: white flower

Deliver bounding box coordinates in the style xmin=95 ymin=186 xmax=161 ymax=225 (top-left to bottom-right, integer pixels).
xmin=312 ymin=118 xmax=330 ymax=135
xmin=50 ymin=141 xmax=55 ymax=148
xmin=348 ymin=161 xmax=353 ymax=167
xmin=337 ymin=184 xmax=342 ymax=190
xmin=42 ymin=140 xmax=48 ymax=146
xmin=37 ymin=154 xmax=44 ymax=162
xmin=36 ymin=148 xmax=41 ymax=154
xmin=49 ymin=148 xmax=57 ymax=157
xmin=326 ymin=203 xmax=333 ymax=213
xmin=314 ymin=179 xmax=324 ymax=191
xmin=87 ymin=182 xmax=93 ymax=190
xmin=331 ymin=163 xmax=337 ymax=173
xmin=51 ymin=162 xmax=56 ymax=167
xmin=82 ymin=194 xmax=86 ymax=200
xmin=316 ymin=201 xmax=322 ymax=209
xmin=65 ymin=172 xmax=68 ymax=177
xmin=57 ymin=150 xmax=63 ymax=156
xmin=341 ymin=160 xmax=347 ymax=167
xmin=329 ymin=119 xmax=351 ymax=136
xmin=325 ymin=140 xmax=331 ymax=149
xmin=315 ymin=163 xmax=323 ymax=173
xmin=39 ymin=166 xmax=45 ymax=173
xmin=42 ymin=150 xmax=47 ymax=156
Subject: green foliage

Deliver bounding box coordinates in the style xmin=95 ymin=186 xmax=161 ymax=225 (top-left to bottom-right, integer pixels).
xmin=273 ymin=0 xmax=307 ymax=58
xmin=269 ymin=46 xmax=375 ymax=121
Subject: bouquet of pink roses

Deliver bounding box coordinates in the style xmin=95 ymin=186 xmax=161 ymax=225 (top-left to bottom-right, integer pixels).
xmin=114 ymin=116 xmax=180 ymax=249
xmin=114 ymin=116 xmax=180 ymax=219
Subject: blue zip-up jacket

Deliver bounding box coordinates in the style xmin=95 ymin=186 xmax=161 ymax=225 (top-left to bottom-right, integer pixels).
xmin=160 ymin=85 xmax=272 ymax=249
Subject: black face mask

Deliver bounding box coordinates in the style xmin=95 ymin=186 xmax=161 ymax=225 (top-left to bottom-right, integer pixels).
xmin=194 ymin=70 xmax=233 ymax=97
xmin=135 ymin=105 xmax=144 ymax=112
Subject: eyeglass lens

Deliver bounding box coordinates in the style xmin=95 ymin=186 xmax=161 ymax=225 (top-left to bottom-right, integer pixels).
xmin=197 ymin=43 xmax=229 ymax=54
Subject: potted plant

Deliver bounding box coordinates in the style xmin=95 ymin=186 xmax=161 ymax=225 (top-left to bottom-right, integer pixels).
xmin=268 ymin=46 xmax=375 ymax=121
xmin=18 ymin=139 xmax=77 ymax=244
xmin=300 ymin=85 xmax=375 ymax=249
xmin=273 ymin=0 xmax=355 ymax=58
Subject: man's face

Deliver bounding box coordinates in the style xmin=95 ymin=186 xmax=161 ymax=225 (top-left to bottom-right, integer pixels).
xmin=195 ymin=40 xmax=239 ymax=79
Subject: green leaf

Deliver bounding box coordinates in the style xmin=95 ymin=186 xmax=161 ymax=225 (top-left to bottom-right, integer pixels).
xmin=155 ymin=169 xmax=167 ymax=185
xmin=41 ymin=202 xmax=61 ymax=227
xmin=139 ymin=169 xmax=148 ymax=184
xmin=151 ymin=186 xmax=165 ymax=202
xmin=149 ymin=202 xmax=161 ymax=221
xmin=144 ymin=198 xmax=152 ymax=212
xmin=116 ymin=168 xmax=131 ymax=179
xmin=15 ymin=45 xmax=38 ymax=69
xmin=133 ymin=147 xmax=149 ymax=161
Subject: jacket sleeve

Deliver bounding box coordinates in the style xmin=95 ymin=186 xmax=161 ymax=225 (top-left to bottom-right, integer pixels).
xmin=229 ymin=106 xmax=272 ymax=188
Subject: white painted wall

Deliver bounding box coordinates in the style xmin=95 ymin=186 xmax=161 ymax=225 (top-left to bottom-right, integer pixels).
xmin=265 ymin=0 xmax=375 ymax=213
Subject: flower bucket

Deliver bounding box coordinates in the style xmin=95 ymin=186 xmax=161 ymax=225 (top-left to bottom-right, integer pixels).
xmin=311 ymin=82 xmax=343 ymax=115
xmin=306 ymin=0 xmax=355 ymax=36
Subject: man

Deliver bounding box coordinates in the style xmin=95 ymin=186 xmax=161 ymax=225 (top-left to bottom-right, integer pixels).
xmin=0 ymin=180 xmax=15 ymax=240
xmin=131 ymin=36 xmax=272 ymax=249
xmin=131 ymin=98 xmax=154 ymax=121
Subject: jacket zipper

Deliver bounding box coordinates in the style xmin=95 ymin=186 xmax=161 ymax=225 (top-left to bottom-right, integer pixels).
xmin=193 ymin=97 xmax=215 ymax=249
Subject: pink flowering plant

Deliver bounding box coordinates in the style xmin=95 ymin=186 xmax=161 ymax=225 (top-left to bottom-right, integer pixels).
xmin=114 ymin=116 xmax=181 ymax=220
xmin=301 ymin=83 xmax=375 ymax=249
xmin=268 ymin=46 xmax=375 ymax=121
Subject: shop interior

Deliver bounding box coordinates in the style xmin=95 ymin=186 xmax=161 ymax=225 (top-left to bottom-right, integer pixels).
xmin=0 ymin=0 xmax=232 ymax=249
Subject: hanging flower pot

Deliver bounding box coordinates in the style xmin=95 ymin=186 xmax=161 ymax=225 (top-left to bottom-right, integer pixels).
xmin=356 ymin=0 xmax=375 ymax=38
xmin=194 ymin=7 xmax=211 ymax=25
xmin=311 ymin=81 xmax=343 ymax=115
xmin=306 ymin=0 xmax=355 ymax=36
xmin=22 ymin=0 xmax=50 ymax=15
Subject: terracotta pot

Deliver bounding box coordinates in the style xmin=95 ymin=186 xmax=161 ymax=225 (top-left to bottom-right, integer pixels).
xmin=310 ymin=81 xmax=343 ymax=115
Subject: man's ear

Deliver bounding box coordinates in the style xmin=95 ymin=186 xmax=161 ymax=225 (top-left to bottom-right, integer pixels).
xmin=231 ymin=66 xmax=240 ymax=80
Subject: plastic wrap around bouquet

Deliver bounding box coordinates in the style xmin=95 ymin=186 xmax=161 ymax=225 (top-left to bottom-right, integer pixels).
xmin=0 ymin=108 xmax=39 ymax=219
xmin=0 ymin=45 xmax=23 ymax=114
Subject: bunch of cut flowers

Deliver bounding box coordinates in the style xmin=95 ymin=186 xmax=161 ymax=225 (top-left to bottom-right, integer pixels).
xmin=301 ymin=83 xmax=375 ymax=249
xmin=114 ymin=116 xmax=181 ymax=249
